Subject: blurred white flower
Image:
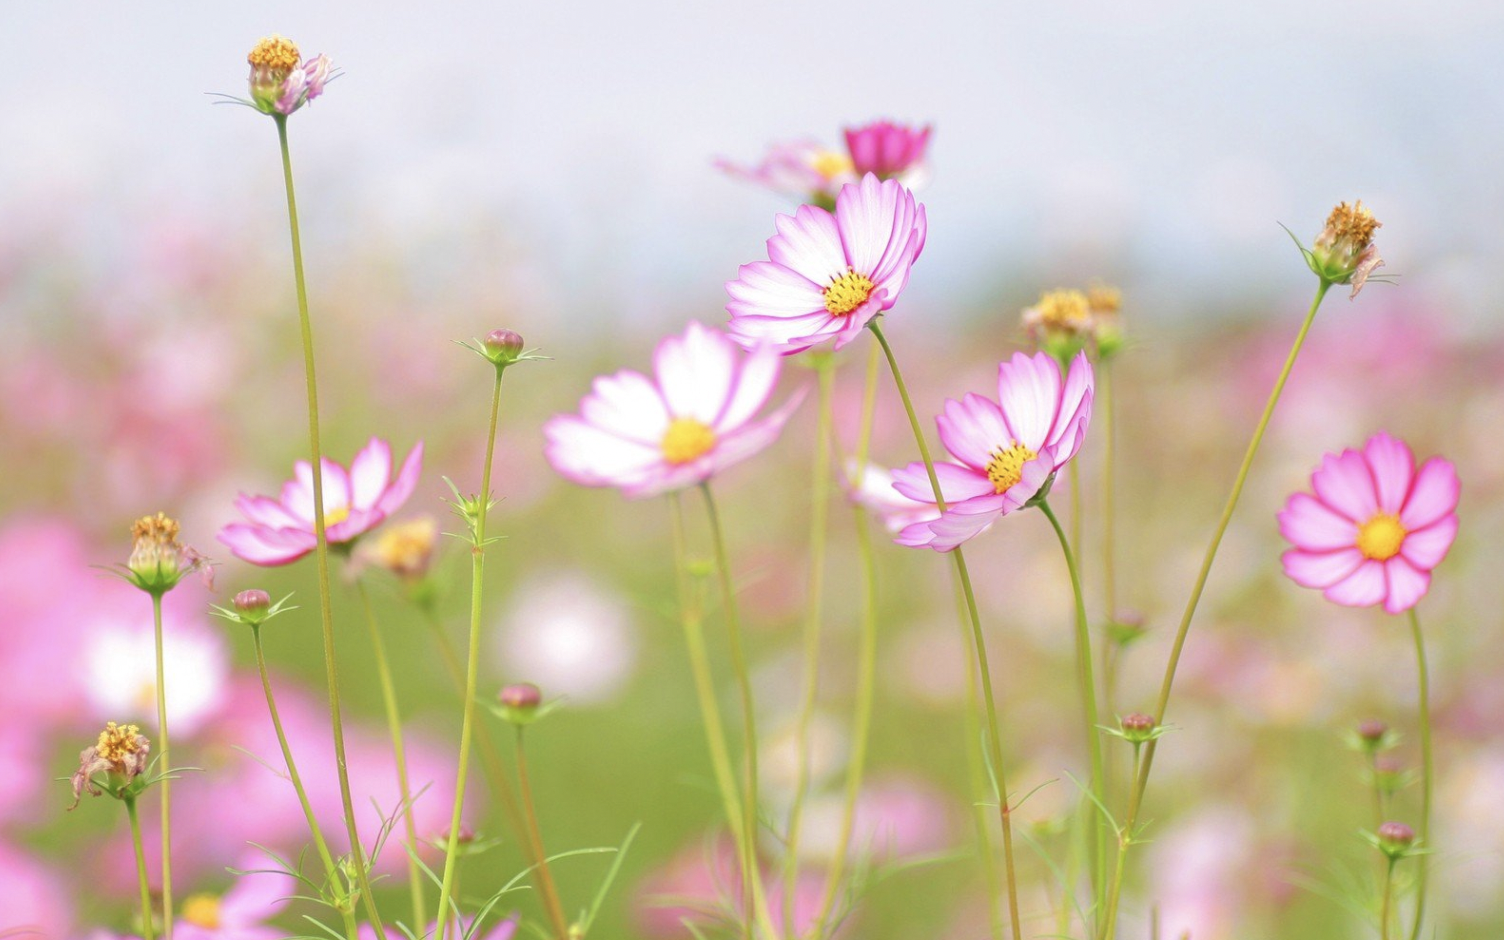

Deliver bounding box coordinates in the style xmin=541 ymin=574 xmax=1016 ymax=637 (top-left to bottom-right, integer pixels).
xmin=83 ymin=605 xmax=229 ymax=738
xmin=493 ymin=572 xmax=637 ymax=705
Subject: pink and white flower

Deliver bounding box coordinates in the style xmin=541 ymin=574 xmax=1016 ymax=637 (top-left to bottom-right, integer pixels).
xmin=715 ymin=139 xmax=856 ymax=206
xmin=218 ymin=437 xmax=423 ymax=566
xmin=544 ymin=322 xmax=802 ymax=498
xmin=894 ymin=352 xmax=1094 ymax=551
xmin=1278 ymin=432 xmax=1459 ymax=614
xmin=843 ymin=120 xmax=932 ymax=184
xmin=724 ymin=174 xmax=927 ymax=355
xmin=177 ymin=858 xmax=295 ymax=940
xmin=846 ymin=461 xmax=940 ymax=534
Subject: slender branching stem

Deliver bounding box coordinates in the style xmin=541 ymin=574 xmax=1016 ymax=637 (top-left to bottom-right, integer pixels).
xmin=126 ymin=796 xmax=157 ymax=940
xmin=514 ymin=727 xmax=570 ymax=940
xmin=1407 ymin=608 xmax=1432 ymax=940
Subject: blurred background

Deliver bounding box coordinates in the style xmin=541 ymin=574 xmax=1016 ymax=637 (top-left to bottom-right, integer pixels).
xmin=2 ymin=2 xmax=1502 ymax=938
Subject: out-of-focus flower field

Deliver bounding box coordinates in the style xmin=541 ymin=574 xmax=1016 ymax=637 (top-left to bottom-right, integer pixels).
xmin=2 ymin=180 xmax=1500 ymax=938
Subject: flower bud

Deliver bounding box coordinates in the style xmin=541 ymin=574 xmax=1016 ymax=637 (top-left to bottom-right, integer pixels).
xmin=232 ymin=589 xmax=273 ymax=625
xmin=1375 ymin=820 xmax=1416 ymax=859
xmin=482 ymin=329 xmax=527 ymax=368
xmin=125 ymin=512 xmax=208 ymax=595
xmin=1372 ymin=755 xmax=1407 ymax=796
xmin=1120 ymin=713 xmax=1157 ymax=743
xmin=1357 ymin=719 xmax=1388 ymax=743
xmin=499 ymin=682 xmax=542 ymax=710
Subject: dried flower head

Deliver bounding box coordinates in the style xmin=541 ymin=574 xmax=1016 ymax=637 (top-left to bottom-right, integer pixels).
xmin=244 ymin=35 xmax=333 ymax=117
xmin=367 ymin=516 xmax=440 ymax=582
xmin=70 ymin=721 xmax=151 ymax=808
xmin=1302 ymin=200 xmax=1385 ymax=298
xmin=1022 ymin=289 xmax=1095 ymax=363
xmin=124 ymin=512 xmax=211 ymax=595
xmin=1086 ymin=284 xmax=1126 ymax=359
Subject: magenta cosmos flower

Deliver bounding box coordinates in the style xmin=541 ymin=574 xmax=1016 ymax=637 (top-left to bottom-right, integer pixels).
xmin=1278 ymin=433 xmax=1459 ymax=614
xmin=894 ymin=351 xmax=1093 ymax=551
xmin=844 ymin=120 xmax=932 ymax=182
xmin=218 ymin=437 xmax=423 ymax=565
xmin=544 ymin=322 xmax=802 ymax=498
xmin=725 ymin=173 xmax=927 ymax=355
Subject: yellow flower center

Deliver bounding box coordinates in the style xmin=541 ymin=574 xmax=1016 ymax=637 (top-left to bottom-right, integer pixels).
xmin=1324 ymin=200 xmax=1381 ymax=249
xmin=181 ymin=894 xmax=222 ymax=929
xmin=661 ymin=418 xmax=717 ymax=465
xmin=1356 ymin=513 xmax=1406 ymax=561
xmin=373 ymin=518 xmax=437 ymax=578
xmin=809 ymin=150 xmax=854 ymax=181
xmin=1033 ymin=289 xmax=1092 ymax=332
xmin=324 ymin=504 xmax=351 ymax=527
xmin=985 ymin=442 xmax=1039 ymax=494
xmin=248 ymin=35 xmax=302 ymax=73
xmin=824 ymin=270 xmax=876 ymax=316
xmin=96 ymin=722 xmax=143 ymax=764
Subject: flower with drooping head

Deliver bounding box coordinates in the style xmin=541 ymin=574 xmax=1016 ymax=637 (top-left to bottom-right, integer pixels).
xmin=715 ymin=139 xmax=856 ymax=208
xmin=120 ymin=512 xmax=212 ymax=595
xmin=1298 ymin=200 xmax=1385 ymax=298
xmin=177 ymin=859 xmax=295 ymax=940
xmin=893 ymin=351 xmax=1094 ymax=551
xmin=245 ymin=35 xmax=332 ymax=117
xmin=544 ymin=322 xmax=802 ymax=498
xmin=843 ymin=120 xmax=932 ymax=183
xmin=725 ymin=174 xmax=927 ymax=355
xmin=218 ymin=437 xmax=423 ymax=566
xmin=1278 ymin=433 xmax=1459 ymax=615
xmin=70 ymin=721 xmax=151 ymax=808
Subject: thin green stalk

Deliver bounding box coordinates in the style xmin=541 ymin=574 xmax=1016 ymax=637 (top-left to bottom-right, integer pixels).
xmin=274 ymin=113 xmax=386 ymax=938
xmin=698 ymin=482 xmax=773 ymax=940
xmin=435 ymin=366 xmax=506 ymax=940
xmin=356 ymin=579 xmax=426 ymax=928
xmin=1068 ymin=459 xmax=1084 ymax=579
xmin=869 ymin=321 xmax=1023 ymax=940
xmin=1381 ymin=858 xmax=1397 ymax=940
xmin=251 ymin=625 xmax=360 ymax=940
xmin=1368 ymin=752 xmax=1385 ymax=829
xmin=126 ymin=797 xmax=157 ymax=940
xmin=1100 ymin=361 xmax=1117 ymax=620
xmin=1099 ymin=279 xmax=1332 ymax=940
xmin=784 ymin=354 xmax=836 ymax=936
xmin=149 ymin=593 xmax=174 ymax=940
xmin=666 ymin=495 xmax=780 ymax=940
xmin=1040 ymin=499 xmax=1106 ymax=920
xmin=514 ymin=728 xmax=570 ymax=940
xmin=1407 ymin=609 xmax=1432 ymax=940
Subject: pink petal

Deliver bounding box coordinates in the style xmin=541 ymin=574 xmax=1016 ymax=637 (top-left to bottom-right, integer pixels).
xmin=922 ymin=493 xmax=1009 ymax=551
xmin=1277 ymin=493 xmax=1359 ymax=552
xmin=1382 ymin=558 xmax=1431 ymax=614
xmin=348 ymin=438 xmax=393 ymax=512
xmin=233 ymin=494 xmax=303 ymax=530
xmin=1362 ymin=433 xmax=1415 ymax=514
xmin=890 ymin=461 xmax=994 ymax=504
xmin=706 ymin=386 xmax=806 ymax=476
xmin=996 ymin=352 xmax=1063 ymax=452
xmin=767 ymin=205 xmax=848 ymax=286
xmin=726 ymin=309 xmax=838 ymax=354
xmin=374 ymin=442 xmax=423 ymax=516
xmin=325 ymin=506 xmax=385 ymax=544
xmin=654 ymin=322 xmax=736 ymax=424
xmin=1399 ymin=457 xmax=1460 ymax=530
xmin=726 ymin=261 xmax=828 ymax=321
xmin=220 ymin=863 xmax=295 ymax=925
xmin=1310 ymin=449 xmax=1379 ymax=523
xmin=936 ymin=394 xmax=1010 ymax=470
xmin=217 ymin=524 xmax=317 ymax=566
xmin=999 ymin=450 xmax=1057 ymax=510
xmin=1045 ymin=352 xmax=1095 ymax=456
xmin=544 ymin=415 xmax=663 ymax=489
xmin=1399 ymin=516 xmax=1458 ymax=570
xmin=582 ymin=369 xmax=672 ymax=445
xmin=1322 ymin=558 xmax=1388 ymax=608
xmin=715 ymin=344 xmax=781 ymax=432
xmin=1281 ymin=547 xmax=1365 ymax=589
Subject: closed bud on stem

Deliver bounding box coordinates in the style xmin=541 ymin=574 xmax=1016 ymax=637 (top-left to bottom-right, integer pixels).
xmin=234 ymin=589 xmax=272 ymax=617
xmin=495 ymin=682 xmax=553 ymax=726
xmin=1375 ymin=820 xmax=1416 ymax=859
xmin=484 ymin=329 xmax=525 ymax=360
xmin=1120 ymin=712 xmax=1157 ymax=743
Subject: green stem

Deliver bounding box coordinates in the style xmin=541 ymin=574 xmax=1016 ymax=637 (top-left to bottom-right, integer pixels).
xmin=1099 ymin=278 xmax=1332 ymax=940
xmin=666 ymin=495 xmax=780 ymax=940
xmin=869 ymin=321 xmax=1023 ymax=940
xmin=1100 ymin=361 xmax=1117 ymax=620
xmin=1381 ymin=857 xmax=1396 ymax=940
xmin=356 ymin=579 xmax=426 ymax=928
xmin=149 ymin=593 xmax=173 ymax=940
xmin=252 ymin=626 xmax=360 ymax=940
xmin=126 ymin=796 xmax=158 ymax=940
xmin=1068 ymin=459 xmax=1084 ymax=581
xmin=435 ymin=366 xmax=506 ymax=940
xmin=275 ymin=113 xmax=386 ymax=938
xmin=1407 ymin=609 xmax=1432 ymax=940
xmin=515 ymin=728 xmax=570 ymax=940
xmin=698 ymin=482 xmax=772 ymax=940
xmin=1040 ymin=499 xmax=1106 ymax=922
xmin=783 ymin=354 xmax=836 ymax=937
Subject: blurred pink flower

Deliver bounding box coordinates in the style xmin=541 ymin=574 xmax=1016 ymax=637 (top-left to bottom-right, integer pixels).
xmin=894 ymin=351 xmax=1094 ymax=551
xmin=219 ymin=437 xmax=424 ymax=565
xmin=1279 ymin=432 xmax=1459 ymax=614
xmin=0 ymin=842 xmax=74 ymax=937
xmin=724 ymin=174 xmax=927 ymax=354
xmin=634 ymin=837 xmax=833 ymax=939
xmin=846 ymin=461 xmax=940 ymax=534
xmin=177 ymin=857 xmax=295 ymax=940
xmin=544 ymin=322 xmax=801 ymax=498
xmin=715 ymin=140 xmax=855 ymax=205
xmin=843 ymin=120 xmax=932 ymax=182
xmin=495 ymin=572 xmax=638 ymax=705
xmin=83 ymin=601 xmax=229 ymax=739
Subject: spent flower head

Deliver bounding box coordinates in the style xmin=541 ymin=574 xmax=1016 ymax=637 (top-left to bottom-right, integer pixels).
xmin=1086 ymin=284 xmax=1126 ymax=359
xmin=1293 ymin=200 xmax=1386 ymax=298
xmin=69 ymin=721 xmax=152 ymax=808
xmin=244 ymin=35 xmax=333 ymax=116
xmin=1022 ymin=289 xmax=1094 ymax=364
xmin=363 ymin=516 xmax=440 ymax=584
xmin=120 ymin=512 xmax=212 ymax=596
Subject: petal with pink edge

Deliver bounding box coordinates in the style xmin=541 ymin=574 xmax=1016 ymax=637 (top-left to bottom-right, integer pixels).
xmin=996 ymin=352 xmax=1063 ymax=452
xmin=655 ymin=323 xmax=735 ymax=424
xmin=374 ymin=442 xmax=424 ymax=516
xmin=936 ymin=394 xmax=1011 ymax=470
xmin=1362 ymin=433 xmax=1415 ymax=514
xmin=715 ymin=345 xmax=781 ymax=432
xmin=1399 ymin=457 xmax=1460 ymax=530
xmin=1278 ymin=493 xmax=1359 ymax=552
xmin=1382 ymin=558 xmax=1431 ymax=614
xmin=1046 ymin=353 xmax=1095 ymax=453
xmin=1399 ymin=516 xmax=1458 ymax=570
xmin=218 ymin=524 xmax=317 ymax=566
xmin=835 ymin=174 xmax=903 ymax=277
xmin=890 ymin=461 xmax=995 ymax=504
xmin=726 ymin=262 xmax=828 ymax=321
xmin=1281 ymin=547 xmax=1365 ymax=589
xmin=544 ymin=417 xmax=661 ymax=489
xmin=767 ymin=205 xmax=847 ymax=287
xmin=349 ymin=438 xmax=393 ymax=511
xmin=1310 ymin=450 xmax=1378 ymax=523
xmin=1322 ymin=558 xmax=1388 ymax=608
xmin=923 ymin=493 xmax=1010 ymax=552
xmin=582 ymin=370 xmax=671 ymax=445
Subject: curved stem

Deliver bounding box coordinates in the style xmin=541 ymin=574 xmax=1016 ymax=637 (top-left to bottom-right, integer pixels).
xmin=126 ymin=797 xmax=158 ymax=940
xmin=1040 ymin=499 xmax=1106 ymax=919
xmin=356 ymin=579 xmax=426 ymax=928
xmin=1407 ymin=609 xmax=1432 ymax=940
xmin=1099 ymin=278 xmax=1332 ymax=940
xmin=784 ymin=354 xmax=836 ymax=936
xmin=149 ymin=593 xmax=173 ymax=939
xmin=514 ymin=728 xmax=570 ymax=939
xmin=435 ymin=367 xmax=506 ymax=940
xmin=698 ymin=482 xmax=771 ymax=940
xmin=869 ymin=321 xmax=1023 ymax=940
xmin=275 ymin=114 xmax=386 ymax=938
xmin=252 ymin=626 xmax=360 ymax=940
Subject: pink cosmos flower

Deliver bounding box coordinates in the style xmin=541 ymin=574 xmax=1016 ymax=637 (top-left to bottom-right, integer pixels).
xmin=218 ymin=437 xmax=423 ymax=565
xmin=843 ymin=120 xmax=932 ymax=182
xmin=544 ymin=322 xmax=802 ymax=498
xmin=715 ymin=139 xmax=856 ymax=205
xmin=724 ymin=174 xmax=927 ymax=355
xmin=1278 ymin=432 xmax=1459 ymax=614
xmin=176 ymin=858 xmax=295 ymax=940
xmin=894 ymin=351 xmax=1094 ymax=551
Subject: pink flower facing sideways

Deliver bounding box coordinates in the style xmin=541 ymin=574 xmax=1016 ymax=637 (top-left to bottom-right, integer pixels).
xmin=219 ymin=437 xmax=423 ymax=565
xmin=1279 ymin=432 xmax=1459 ymax=614
xmin=544 ymin=322 xmax=802 ymax=498
xmin=843 ymin=119 xmax=932 ymax=182
xmin=725 ymin=173 xmax=927 ymax=355
xmin=895 ymin=351 xmax=1094 ymax=551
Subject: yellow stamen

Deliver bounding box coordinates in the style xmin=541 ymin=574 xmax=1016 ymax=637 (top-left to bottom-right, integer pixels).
xmin=1356 ymin=513 xmax=1406 ymax=561
xmin=985 ymin=442 xmax=1039 ymax=494
xmin=181 ymin=894 xmax=222 ymax=929
xmin=1325 ymin=200 xmax=1381 ymax=249
xmin=661 ymin=418 xmax=717 ymax=465
xmin=324 ymin=505 xmax=351 ymax=527
xmin=248 ymin=35 xmax=302 ymax=73
xmin=824 ymin=270 xmax=875 ymax=316
xmin=1086 ymin=284 xmax=1122 ymax=315
xmin=372 ymin=518 xmax=437 ymax=578
xmin=96 ymin=722 xmax=143 ymax=764
xmin=809 ymin=150 xmax=854 ymax=181
xmin=1033 ymin=289 xmax=1092 ymax=333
